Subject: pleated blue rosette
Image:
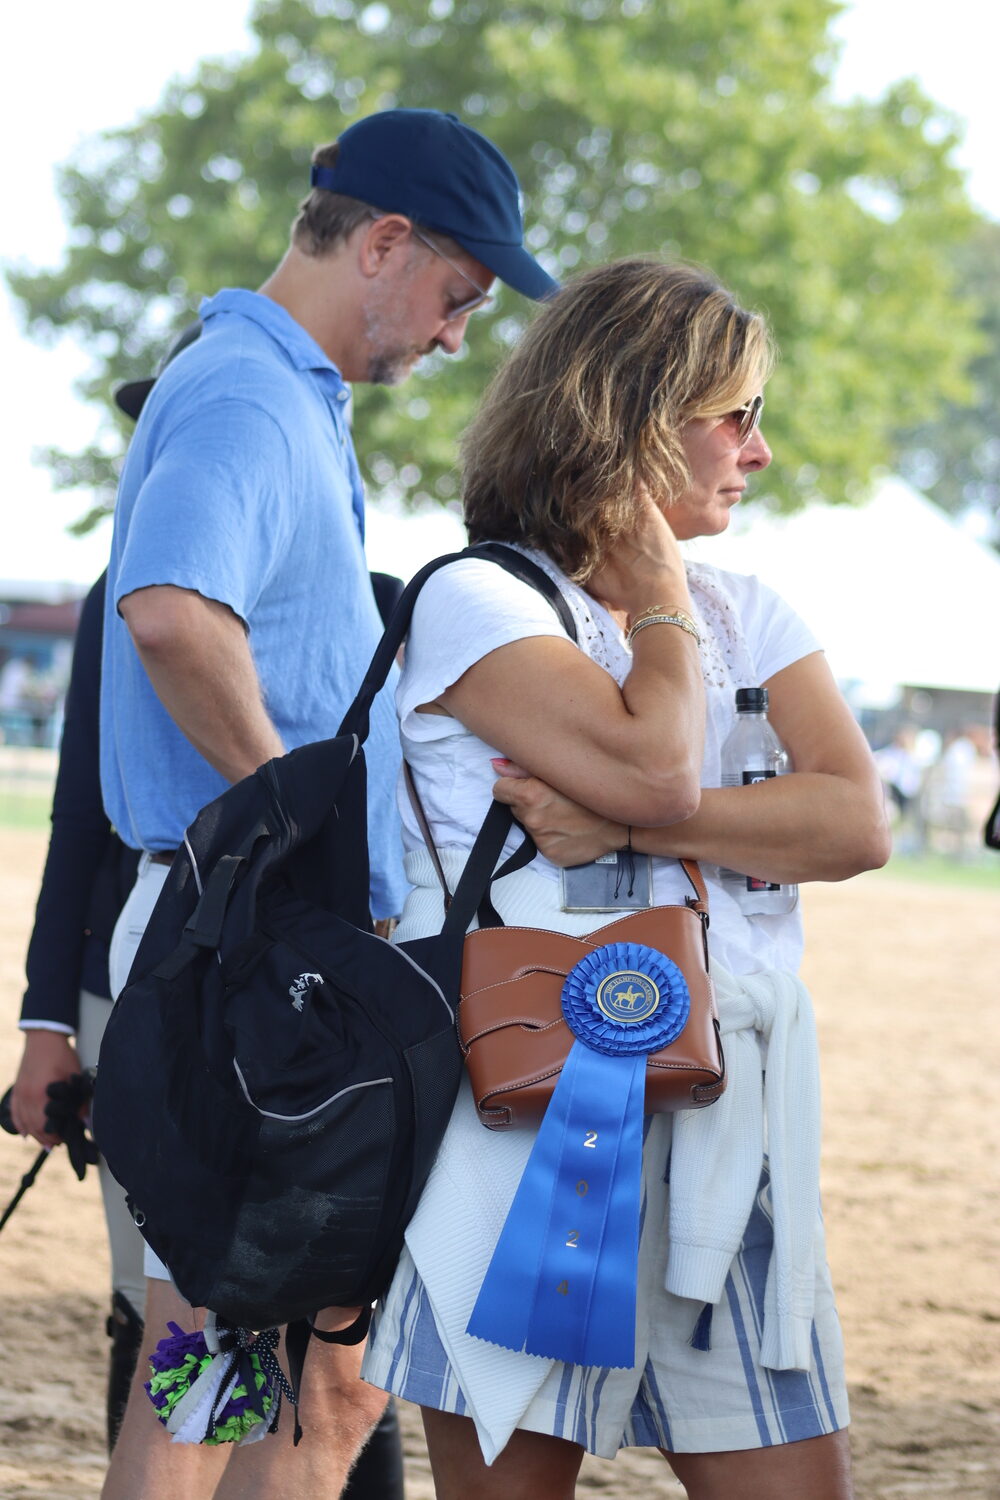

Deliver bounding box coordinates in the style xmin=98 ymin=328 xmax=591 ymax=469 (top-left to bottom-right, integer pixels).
xmin=466 ymin=941 xmax=690 ymax=1369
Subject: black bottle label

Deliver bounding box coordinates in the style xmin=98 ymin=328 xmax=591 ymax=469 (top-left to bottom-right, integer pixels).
xmin=741 ymin=769 xmax=776 ymax=786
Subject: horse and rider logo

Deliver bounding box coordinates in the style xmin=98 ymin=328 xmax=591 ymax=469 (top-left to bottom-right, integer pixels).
xmin=288 ymin=972 xmax=324 ymax=1012
xmin=594 ymin=969 xmax=660 ymax=1024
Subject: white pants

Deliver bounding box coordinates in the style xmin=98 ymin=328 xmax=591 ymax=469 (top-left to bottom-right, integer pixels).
xmin=108 ymin=854 xmax=170 ymax=1002
xmin=78 ymin=988 xmax=147 ymax=1314
xmin=109 ymin=855 xmax=172 ymax=1281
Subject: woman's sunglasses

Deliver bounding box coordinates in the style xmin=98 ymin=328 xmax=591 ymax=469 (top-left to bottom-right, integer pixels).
xmin=733 ymin=394 xmax=764 ymax=445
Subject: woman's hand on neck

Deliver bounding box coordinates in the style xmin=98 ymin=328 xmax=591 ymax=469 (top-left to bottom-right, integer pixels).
xmin=585 ymin=487 xmax=690 ymax=625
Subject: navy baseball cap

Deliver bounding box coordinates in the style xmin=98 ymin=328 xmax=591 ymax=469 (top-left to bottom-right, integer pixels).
xmin=309 ymin=108 xmax=558 ymax=302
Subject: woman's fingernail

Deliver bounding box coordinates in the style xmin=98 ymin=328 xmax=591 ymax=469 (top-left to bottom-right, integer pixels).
xmin=491 ymin=758 xmax=511 ymax=769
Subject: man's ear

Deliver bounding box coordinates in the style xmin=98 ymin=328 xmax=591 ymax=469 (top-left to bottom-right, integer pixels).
xmin=358 ymin=214 xmax=414 ymax=278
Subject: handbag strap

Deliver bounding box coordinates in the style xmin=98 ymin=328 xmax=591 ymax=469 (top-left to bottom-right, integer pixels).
xmin=404 ymin=759 xmax=538 ymax=928
xmin=679 ymin=859 xmax=708 ymax=911
xmin=403 ymin=761 xmax=453 ymax=909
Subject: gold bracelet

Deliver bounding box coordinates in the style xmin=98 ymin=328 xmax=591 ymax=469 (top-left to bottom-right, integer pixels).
xmin=626 ymin=612 xmax=702 ymax=646
xmin=630 ymin=603 xmax=696 ymax=630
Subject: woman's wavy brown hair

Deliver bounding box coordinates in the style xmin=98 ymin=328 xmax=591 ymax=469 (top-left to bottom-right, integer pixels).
xmin=462 ymin=259 xmax=775 ymax=580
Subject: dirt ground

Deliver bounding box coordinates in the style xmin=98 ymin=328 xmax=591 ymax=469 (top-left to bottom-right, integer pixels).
xmin=0 ymin=825 xmax=997 ymax=1498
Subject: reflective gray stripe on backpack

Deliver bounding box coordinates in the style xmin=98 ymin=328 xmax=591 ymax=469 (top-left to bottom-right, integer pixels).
xmin=389 ymin=942 xmax=454 ymax=1023
xmin=232 ymin=1059 xmax=393 ymax=1122
xmin=183 ymin=832 xmax=204 ymax=896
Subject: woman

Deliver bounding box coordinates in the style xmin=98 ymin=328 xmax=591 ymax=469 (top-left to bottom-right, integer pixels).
xmin=362 ymin=260 xmax=890 ymax=1499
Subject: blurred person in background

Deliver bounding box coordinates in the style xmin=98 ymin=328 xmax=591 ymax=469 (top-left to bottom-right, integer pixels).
xmin=984 ymin=689 xmax=1000 ymax=850
xmin=921 ymin=726 xmax=980 ymax=859
xmin=872 ymin=725 xmax=924 ymax=854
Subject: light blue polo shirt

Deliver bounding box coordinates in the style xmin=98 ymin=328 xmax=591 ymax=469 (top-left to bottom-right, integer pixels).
xmin=100 ymin=289 xmax=406 ymax=918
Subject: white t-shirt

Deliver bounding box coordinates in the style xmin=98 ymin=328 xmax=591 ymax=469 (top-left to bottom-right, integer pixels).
xmin=397 ymin=548 xmax=821 ymax=976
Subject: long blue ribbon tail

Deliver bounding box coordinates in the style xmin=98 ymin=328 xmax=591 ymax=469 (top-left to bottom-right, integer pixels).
xmin=466 ymin=1043 xmax=645 ymax=1368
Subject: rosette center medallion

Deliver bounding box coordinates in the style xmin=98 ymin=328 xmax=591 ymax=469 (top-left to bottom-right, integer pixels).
xmin=595 ymin=970 xmax=660 ymax=1024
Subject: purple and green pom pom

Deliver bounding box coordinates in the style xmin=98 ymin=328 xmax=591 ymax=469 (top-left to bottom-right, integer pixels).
xmin=145 ymin=1321 xmax=277 ymax=1445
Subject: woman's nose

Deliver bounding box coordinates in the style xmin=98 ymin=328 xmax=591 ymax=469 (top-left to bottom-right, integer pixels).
xmin=742 ymin=428 xmax=772 ymax=471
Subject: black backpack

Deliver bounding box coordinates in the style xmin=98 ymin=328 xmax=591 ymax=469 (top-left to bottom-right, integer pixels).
xmin=93 ymin=544 xmax=577 ymax=1341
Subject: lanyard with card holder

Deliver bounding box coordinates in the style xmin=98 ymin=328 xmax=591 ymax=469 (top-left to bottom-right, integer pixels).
xmin=560 ymin=839 xmax=654 ymax=912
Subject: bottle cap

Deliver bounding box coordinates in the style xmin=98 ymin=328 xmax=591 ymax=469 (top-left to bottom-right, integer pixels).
xmin=735 ymin=687 xmax=768 ymax=712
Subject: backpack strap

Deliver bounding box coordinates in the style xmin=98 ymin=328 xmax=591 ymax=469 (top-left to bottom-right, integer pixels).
xmin=405 ymin=751 xmax=548 ymax=925
xmin=467 ymin=543 xmax=578 ymax=640
xmin=441 ymin=800 xmax=526 ymax=936
xmin=282 ymin=1308 xmax=374 ymax=1447
xmin=150 ymin=819 xmax=270 ymax=980
xmin=338 ymin=543 xmax=578 ymax=744
xmin=358 ymin=543 xmax=581 ymax=927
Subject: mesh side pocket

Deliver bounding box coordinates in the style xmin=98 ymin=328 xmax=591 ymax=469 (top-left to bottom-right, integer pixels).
xmin=210 ymin=1079 xmax=397 ymax=1326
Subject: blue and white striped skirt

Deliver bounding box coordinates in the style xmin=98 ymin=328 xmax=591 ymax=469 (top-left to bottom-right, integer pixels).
xmin=363 ymin=1157 xmax=849 ymax=1459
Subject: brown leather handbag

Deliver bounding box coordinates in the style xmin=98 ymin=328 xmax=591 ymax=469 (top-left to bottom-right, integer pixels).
xmin=458 ymin=864 xmax=726 ymax=1130
xmin=407 ymin=767 xmax=726 ymax=1132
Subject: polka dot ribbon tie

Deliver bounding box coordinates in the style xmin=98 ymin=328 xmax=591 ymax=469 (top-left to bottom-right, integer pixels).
xmin=466 ymin=942 xmax=690 ymax=1369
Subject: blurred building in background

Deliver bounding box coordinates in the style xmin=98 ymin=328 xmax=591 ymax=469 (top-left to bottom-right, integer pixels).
xmin=0 ymin=584 xmax=84 ymax=747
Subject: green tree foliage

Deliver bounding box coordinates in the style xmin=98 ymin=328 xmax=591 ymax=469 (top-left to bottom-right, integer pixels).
xmin=6 ymin=0 xmax=982 ymax=525
xmin=894 ymin=220 xmax=1000 ymax=541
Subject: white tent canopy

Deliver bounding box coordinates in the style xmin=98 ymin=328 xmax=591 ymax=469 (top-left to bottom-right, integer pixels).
xmin=681 ymin=477 xmax=1000 ymax=695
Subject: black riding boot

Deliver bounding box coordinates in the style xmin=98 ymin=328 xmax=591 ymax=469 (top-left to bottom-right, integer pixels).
xmin=342 ymin=1396 xmax=406 ymax=1500
xmin=106 ymin=1290 xmax=144 ymax=1452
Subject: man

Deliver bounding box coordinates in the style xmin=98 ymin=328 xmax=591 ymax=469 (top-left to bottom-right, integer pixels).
xmin=99 ymin=107 xmax=556 ymax=1499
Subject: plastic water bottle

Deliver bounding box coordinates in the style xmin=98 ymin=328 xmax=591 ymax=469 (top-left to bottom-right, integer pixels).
xmin=718 ymin=686 xmax=798 ymax=915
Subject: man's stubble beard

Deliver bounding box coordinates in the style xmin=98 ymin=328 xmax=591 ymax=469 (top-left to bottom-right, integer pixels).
xmin=366 ymin=344 xmax=423 ymax=386
xmin=363 ymin=259 xmax=436 ymax=386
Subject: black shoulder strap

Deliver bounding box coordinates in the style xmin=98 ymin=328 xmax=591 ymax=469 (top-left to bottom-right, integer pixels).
xmin=338 ymin=542 xmax=578 ymax=744
xmin=469 ymin=543 xmax=578 ymax=641
xmin=441 ymin=800 xmax=535 ymax=934
xmin=337 ymin=542 xmax=580 ymax=932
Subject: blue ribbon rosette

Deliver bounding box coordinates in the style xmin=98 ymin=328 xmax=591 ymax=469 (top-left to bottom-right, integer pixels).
xmin=466 ymin=941 xmax=690 ymax=1369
